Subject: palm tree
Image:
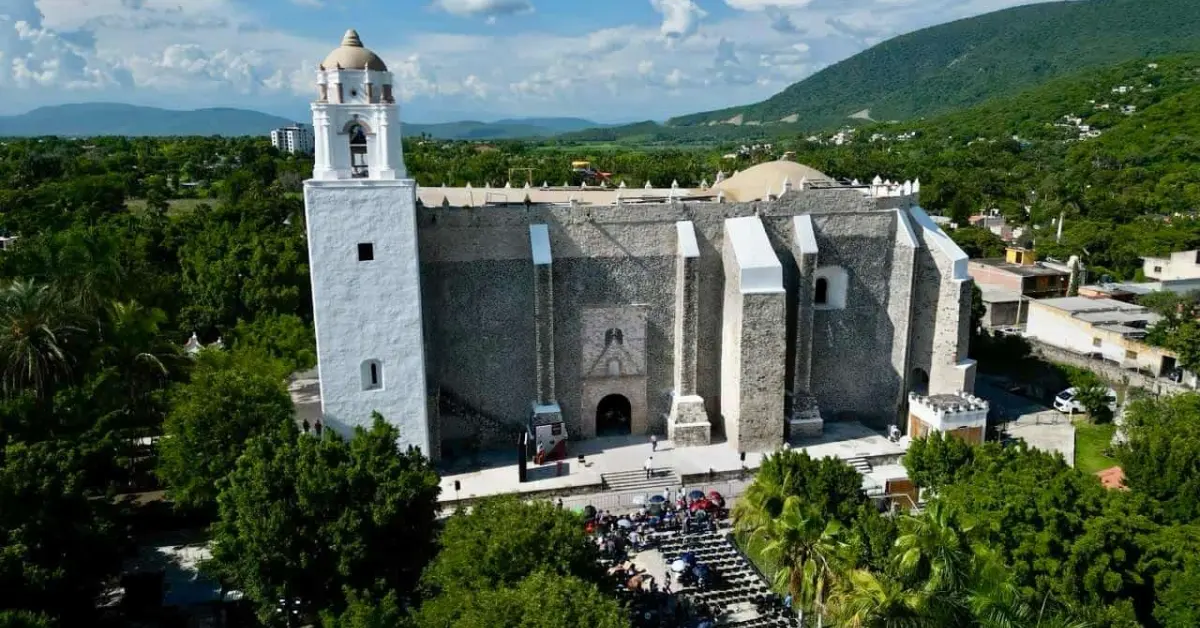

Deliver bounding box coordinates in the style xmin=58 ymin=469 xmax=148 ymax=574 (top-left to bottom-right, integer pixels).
xmin=96 ymin=300 xmax=181 ymax=398
xmin=828 ymin=569 xmax=928 ymax=628
xmin=0 ymin=280 xmax=82 ymax=397
xmin=751 ymin=496 xmax=847 ymax=627
xmin=894 ymin=501 xmax=976 ymax=596
xmin=732 ymin=454 xmax=792 ymax=533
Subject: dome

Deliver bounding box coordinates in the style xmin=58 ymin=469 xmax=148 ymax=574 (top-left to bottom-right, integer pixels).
xmin=322 ymin=29 xmax=387 ymax=72
xmin=710 ymin=160 xmax=830 ymax=202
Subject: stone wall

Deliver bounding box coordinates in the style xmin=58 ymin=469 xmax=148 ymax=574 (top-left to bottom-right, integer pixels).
xmin=805 ymin=211 xmax=908 ymax=425
xmin=415 ymin=189 xmax=940 ymax=447
xmin=1028 ymin=338 xmax=1191 ymax=397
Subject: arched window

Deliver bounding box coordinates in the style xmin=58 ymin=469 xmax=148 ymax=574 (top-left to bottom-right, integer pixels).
xmin=348 ymin=124 xmax=369 ymax=178
xmin=813 ymin=266 xmax=849 ymax=310
xmin=607 ymin=358 xmax=621 ymax=377
xmin=361 ymin=359 xmax=383 ymax=391
xmin=604 ymin=328 xmax=624 ymax=347
xmin=814 ymin=278 xmax=829 ymax=305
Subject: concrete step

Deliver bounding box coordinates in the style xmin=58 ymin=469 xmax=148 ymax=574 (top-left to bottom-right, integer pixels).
xmin=602 ymin=468 xmax=680 ymax=492
xmin=845 ymin=456 xmax=873 ymax=474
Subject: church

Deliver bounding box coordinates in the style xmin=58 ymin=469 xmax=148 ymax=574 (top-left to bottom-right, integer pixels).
xmin=303 ymin=31 xmax=981 ymax=460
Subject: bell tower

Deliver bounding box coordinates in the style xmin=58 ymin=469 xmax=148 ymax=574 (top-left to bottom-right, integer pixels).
xmin=303 ymin=30 xmax=431 ymax=454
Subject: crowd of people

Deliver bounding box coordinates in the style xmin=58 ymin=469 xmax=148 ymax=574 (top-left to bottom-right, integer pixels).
xmin=582 ymin=488 xmax=732 ymax=628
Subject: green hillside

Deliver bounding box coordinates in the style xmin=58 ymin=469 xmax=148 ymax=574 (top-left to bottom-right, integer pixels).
xmin=669 ymin=0 xmax=1200 ymax=130
xmin=407 ymin=117 xmax=607 ymax=140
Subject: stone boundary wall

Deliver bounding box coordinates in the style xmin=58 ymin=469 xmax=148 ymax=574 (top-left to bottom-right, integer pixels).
xmin=1028 ymin=338 xmax=1191 ymax=396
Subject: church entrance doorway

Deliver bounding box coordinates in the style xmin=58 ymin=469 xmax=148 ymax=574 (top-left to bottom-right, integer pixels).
xmin=596 ymin=394 xmax=633 ymax=436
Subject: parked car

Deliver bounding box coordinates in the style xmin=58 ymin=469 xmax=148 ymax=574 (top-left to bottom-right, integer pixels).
xmin=1053 ymin=387 xmax=1118 ymax=414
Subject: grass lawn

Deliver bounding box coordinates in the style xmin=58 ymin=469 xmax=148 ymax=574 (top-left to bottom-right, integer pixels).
xmin=1074 ymin=419 xmax=1118 ymax=475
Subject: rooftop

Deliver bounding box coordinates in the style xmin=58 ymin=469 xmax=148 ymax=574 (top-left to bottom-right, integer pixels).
xmin=412 ymin=160 xmax=918 ymax=209
xmin=970 ymin=257 xmax=1071 ymax=277
xmin=977 ymin=283 xmax=1022 ymax=303
xmin=1035 ymin=296 xmax=1147 ymax=314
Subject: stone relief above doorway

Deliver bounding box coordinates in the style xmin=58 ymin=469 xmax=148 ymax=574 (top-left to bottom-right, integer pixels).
xmin=579 ymin=306 xmax=649 ymax=437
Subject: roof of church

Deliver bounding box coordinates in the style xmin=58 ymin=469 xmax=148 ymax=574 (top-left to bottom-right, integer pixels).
xmin=322 ymin=29 xmax=388 ymax=72
xmin=711 ymin=160 xmax=831 ymax=202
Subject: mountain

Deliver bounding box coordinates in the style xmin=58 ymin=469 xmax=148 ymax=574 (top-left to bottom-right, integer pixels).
xmin=406 ymin=117 xmax=608 ymax=140
xmin=0 ymin=103 xmax=607 ymax=140
xmin=0 ymin=103 xmax=296 ymax=137
xmin=670 ymin=0 xmax=1200 ymax=130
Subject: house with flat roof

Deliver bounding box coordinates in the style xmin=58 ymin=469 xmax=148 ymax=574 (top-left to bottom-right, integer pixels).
xmin=1078 ymin=277 xmax=1200 ymax=302
xmin=1024 ymin=297 xmax=1178 ymax=376
xmin=969 ymin=247 xmax=1078 ymax=327
xmin=1143 ymin=250 xmax=1200 ymax=281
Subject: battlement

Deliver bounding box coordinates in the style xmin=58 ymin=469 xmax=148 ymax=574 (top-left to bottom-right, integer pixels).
xmin=907 ymin=391 xmax=989 ymax=436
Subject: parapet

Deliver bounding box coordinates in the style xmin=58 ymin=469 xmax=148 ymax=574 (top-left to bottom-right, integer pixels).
xmin=907 ymin=391 xmax=988 ymax=431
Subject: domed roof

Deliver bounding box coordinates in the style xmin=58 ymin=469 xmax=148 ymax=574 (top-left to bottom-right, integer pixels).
xmin=710 ymin=160 xmax=830 ymax=202
xmin=322 ymin=29 xmax=387 ymax=72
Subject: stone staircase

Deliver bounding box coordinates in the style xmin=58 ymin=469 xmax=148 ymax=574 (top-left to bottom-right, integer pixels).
xmin=845 ymin=456 xmax=873 ymax=475
xmin=437 ymin=386 xmax=525 ymax=443
xmin=601 ymin=468 xmax=681 ymax=493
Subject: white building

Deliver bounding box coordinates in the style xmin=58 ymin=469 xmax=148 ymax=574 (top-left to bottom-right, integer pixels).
xmin=270 ymin=124 xmax=315 ymax=155
xmin=302 ymin=30 xmax=431 ymax=454
xmin=1024 ymin=297 xmax=1179 ymax=376
xmin=1142 ymin=250 xmax=1200 ymax=281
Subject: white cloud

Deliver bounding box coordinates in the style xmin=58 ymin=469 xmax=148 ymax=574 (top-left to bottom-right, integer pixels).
xmin=0 ymin=6 xmax=123 ymax=90
xmin=725 ymin=0 xmax=814 ymax=9
xmin=650 ymin=0 xmax=706 ymax=40
xmin=0 ymin=0 xmax=1067 ymax=121
xmin=430 ymin=0 xmax=534 ymax=18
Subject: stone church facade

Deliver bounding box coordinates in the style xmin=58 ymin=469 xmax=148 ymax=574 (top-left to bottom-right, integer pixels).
xmin=304 ymin=32 xmax=977 ymax=458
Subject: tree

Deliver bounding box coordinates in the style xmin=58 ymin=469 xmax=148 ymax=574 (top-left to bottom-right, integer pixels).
xmin=949 ymin=226 xmax=1006 ymax=259
xmin=0 ymin=441 xmax=121 ymax=624
xmin=829 ymin=569 xmax=929 ymax=628
xmin=904 ymin=431 xmax=975 ymax=490
xmin=413 ymin=571 xmax=627 ymax=628
xmin=1117 ymin=393 xmax=1200 ymax=523
xmin=733 ymin=449 xmax=866 ymax=529
xmin=932 ymin=443 xmax=1108 ymax=600
xmin=422 ymin=496 xmax=601 ymax=595
xmin=0 ymin=611 xmax=54 ymax=628
xmin=0 ymin=281 xmax=81 ymax=397
xmin=157 ymin=360 xmax=294 ymax=510
xmin=209 ymin=417 xmax=440 ymax=626
xmin=748 ymin=496 xmax=847 ymax=626
xmin=230 ymin=314 xmax=316 ymax=373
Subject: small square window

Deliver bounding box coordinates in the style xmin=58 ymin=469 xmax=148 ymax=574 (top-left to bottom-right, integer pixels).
xmin=1092 ymin=337 xmax=1102 ymax=348
xmin=358 ymin=243 xmax=374 ymax=261
xmin=1125 ymin=350 xmax=1138 ymax=361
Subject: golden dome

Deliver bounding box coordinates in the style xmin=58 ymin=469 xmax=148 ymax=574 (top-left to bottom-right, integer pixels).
xmin=322 ymin=29 xmax=387 ymax=72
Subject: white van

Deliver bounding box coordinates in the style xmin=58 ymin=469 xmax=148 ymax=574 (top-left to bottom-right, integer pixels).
xmin=1054 ymin=387 xmax=1118 ymax=414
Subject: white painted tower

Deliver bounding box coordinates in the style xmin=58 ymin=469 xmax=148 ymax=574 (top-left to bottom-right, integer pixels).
xmin=304 ymin=30 xmax=431 ymax=453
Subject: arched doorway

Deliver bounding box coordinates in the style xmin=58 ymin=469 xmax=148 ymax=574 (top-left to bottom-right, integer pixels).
xmin=910 ymin=368 xmax=930 ymax=395
xmin=596 ymin=394 xmax=632 ymax=436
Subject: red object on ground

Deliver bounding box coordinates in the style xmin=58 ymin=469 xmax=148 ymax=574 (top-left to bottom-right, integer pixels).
xmin=1095 ymin=466 xmax=1127 ymax=490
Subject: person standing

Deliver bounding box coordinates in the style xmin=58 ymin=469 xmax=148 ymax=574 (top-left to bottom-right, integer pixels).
xmin=650 ymin=433 xmax=658 ymax=452
xmin=644 ymin=456 xmax=653 ymax=480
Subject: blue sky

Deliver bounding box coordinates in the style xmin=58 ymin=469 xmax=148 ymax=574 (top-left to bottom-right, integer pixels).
xmin=4 ymin=0 xmax=1055 ymax=123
